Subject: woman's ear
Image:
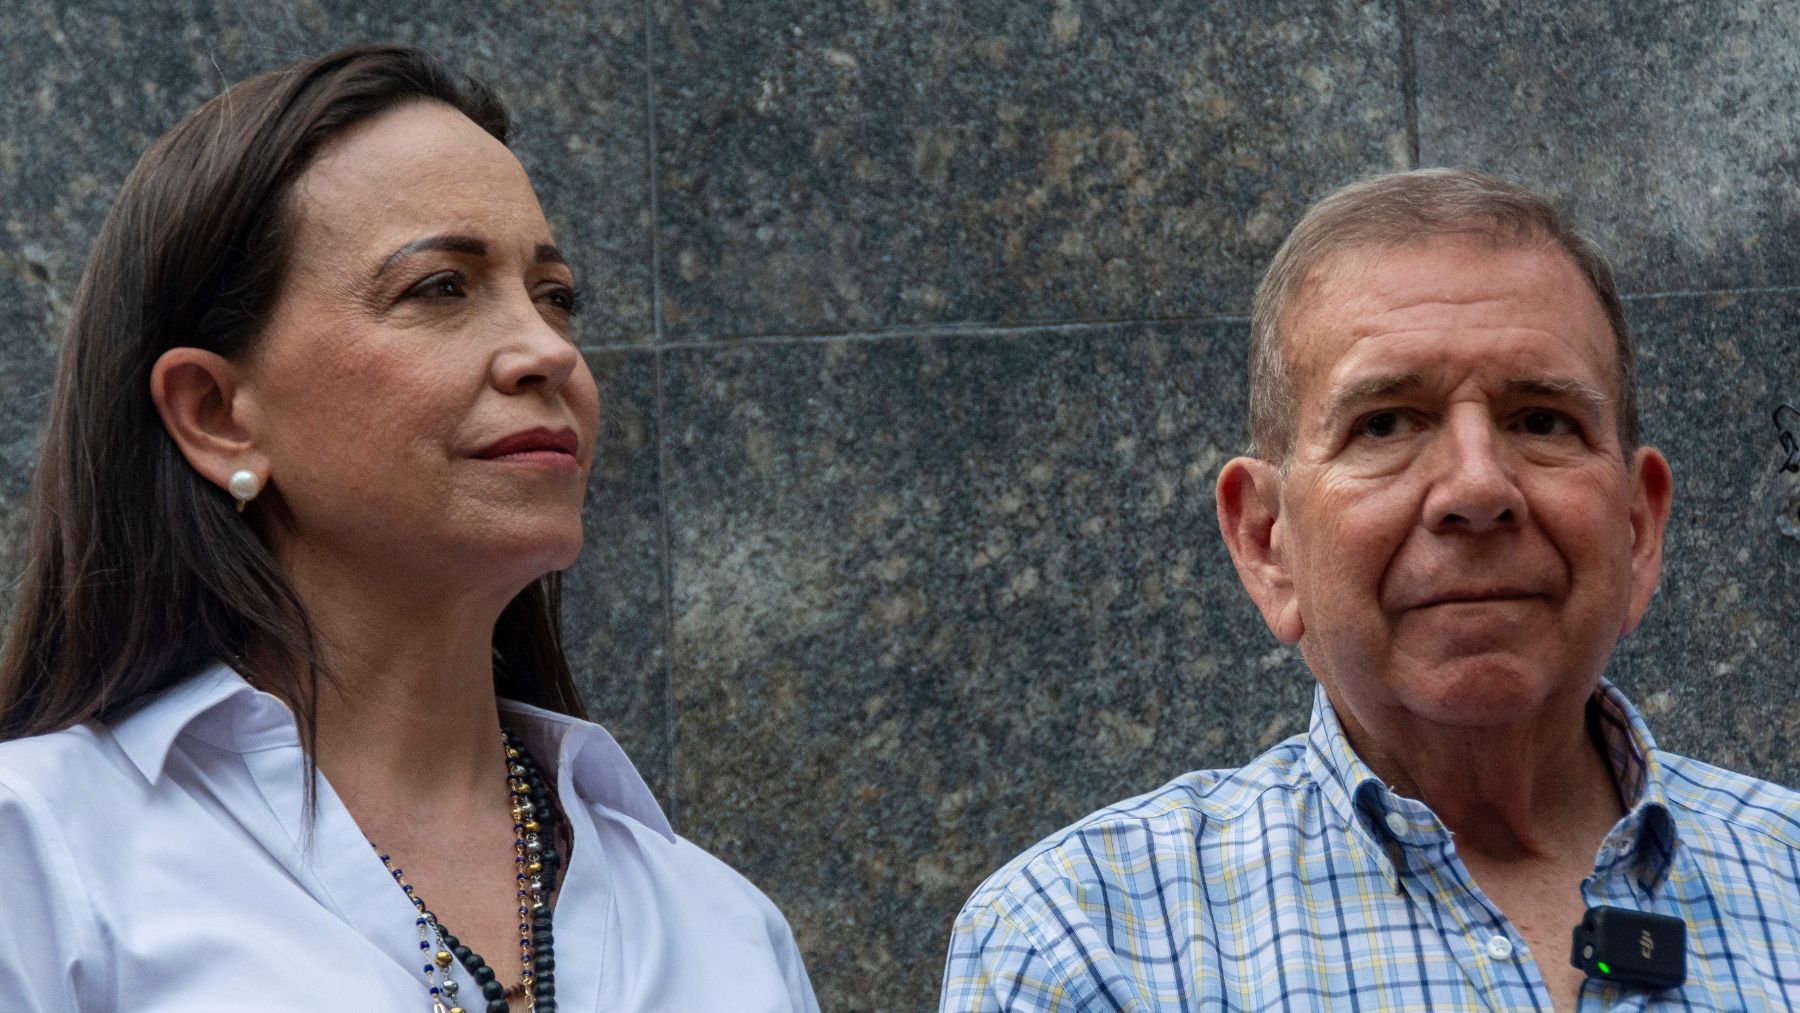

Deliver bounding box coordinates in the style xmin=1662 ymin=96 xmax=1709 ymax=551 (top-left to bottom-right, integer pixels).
xmin=1215 ymin=456 xmax=1303 ymax=644
xmin=149 ymin=347 xmax=266 ymax=497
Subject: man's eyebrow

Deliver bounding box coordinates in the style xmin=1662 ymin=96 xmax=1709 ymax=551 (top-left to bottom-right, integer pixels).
xmin=535 ymin=244 xmax=566 ymax=266
xmin=1501 ymin=376 xmax=1611 ymax=420
xmin=1322 ymin=372 xmax=1426 ymax=433
xmin=375 ymin=234 xmax=489 ymax=278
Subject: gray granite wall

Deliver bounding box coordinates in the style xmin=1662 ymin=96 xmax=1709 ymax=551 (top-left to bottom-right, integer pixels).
xmin=2 ymin=2 xmax=1797 ymax=1008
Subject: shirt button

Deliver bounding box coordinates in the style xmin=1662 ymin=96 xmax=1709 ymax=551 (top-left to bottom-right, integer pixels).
xmin=1385 ymin=812 xmax=1408 ymax=837
xmin=1486 ymin=935 xmax=1514 ymax=960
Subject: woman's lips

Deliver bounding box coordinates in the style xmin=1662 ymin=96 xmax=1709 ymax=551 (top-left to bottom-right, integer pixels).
xmin=473 ymin=427 xmax=579 ymax=460
xmin=473 ymin=427 xmax=580 ymax=471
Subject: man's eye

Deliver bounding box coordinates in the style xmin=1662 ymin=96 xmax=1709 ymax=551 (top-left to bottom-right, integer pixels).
xmin=404 ymin=272 xmax=466 ymax=300
xmin=1356 ymin=410 xmax=1411 ymax=439
xmin=1518 ymin=410 xmax=1574 ymax=436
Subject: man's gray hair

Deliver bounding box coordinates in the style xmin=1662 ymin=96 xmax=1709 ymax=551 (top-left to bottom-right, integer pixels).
xmin=1247 ymin=168 xmax=1638 ymax=462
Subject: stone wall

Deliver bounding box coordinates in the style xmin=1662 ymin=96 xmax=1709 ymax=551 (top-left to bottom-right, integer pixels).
xmin=2 ymin=2 xmax=1796 ymax=1008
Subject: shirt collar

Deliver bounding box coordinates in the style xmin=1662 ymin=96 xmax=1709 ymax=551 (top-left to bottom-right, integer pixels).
xmin=1302 ymin=678 xmax=1681 ymax=890
xmin=1301 ymin=683 xmax=1390 ymax=839
xmin=499 ymin=698 xmax=675 ymax=842
xmin=108 ymin=661 xmax=676 ymax=844
xmin=1587 ymin=678 xmax=1679 ymax=892
xmin=109 ymin=661 xmax=266 ymax=783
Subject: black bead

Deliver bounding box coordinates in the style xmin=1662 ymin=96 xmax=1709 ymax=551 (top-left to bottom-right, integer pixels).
xmin=481 ymin=978 xmax=506 ymax=1000
xmin=485 ymin=999 xmax=509 ymax=1013
xmin=471 ymin=963 xmax=495 ymax=984
xmin=534 ymin=954 xmax=554 ymax=972
xmin=533 ymin=913 xmax=553 ymax=928
xmin=535 ymin=977 xmax=554 ymax=996
xmin=536 ymin=1001 xmax=556 ymax=1013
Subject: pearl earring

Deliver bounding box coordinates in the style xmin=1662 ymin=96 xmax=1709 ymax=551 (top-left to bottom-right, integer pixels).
xmin=227 ymin=469 xmax=263 ymax=513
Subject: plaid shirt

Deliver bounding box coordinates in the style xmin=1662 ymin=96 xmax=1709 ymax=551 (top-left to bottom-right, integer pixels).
xmin=941 ymin=680 xmax=1800 ymax=1011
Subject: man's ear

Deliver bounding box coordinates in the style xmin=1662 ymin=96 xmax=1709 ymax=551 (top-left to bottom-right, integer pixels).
xmin=1621 ymin=445 xmax=1674 ymax=636
xmin=1216 ymin=456 xmax=1303 ymax=644
xmin=149 ymin=347 xmax=265 ymax=496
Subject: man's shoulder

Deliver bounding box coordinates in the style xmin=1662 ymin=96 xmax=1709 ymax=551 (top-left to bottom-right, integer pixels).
xmin=956 ymin=736 xmax=1313 ymax=928
xmin=1657 ymin=751 xmax=1800 ymax=851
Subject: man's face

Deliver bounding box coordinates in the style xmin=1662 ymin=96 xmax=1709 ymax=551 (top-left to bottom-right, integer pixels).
xmin=1264 ymin=236 xmax=1669 ymax=731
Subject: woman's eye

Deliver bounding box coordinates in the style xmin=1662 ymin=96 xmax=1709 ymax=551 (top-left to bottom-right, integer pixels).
xmin=540 ymin=285 xmax=583 ymax=316
xmin=1518 ymin=410 xmax=1574 ymax=436
xmin=404 ymin=272 xmax=466 ymax=300
xmin=1356 ymin=410 xmax=1412 ymax=439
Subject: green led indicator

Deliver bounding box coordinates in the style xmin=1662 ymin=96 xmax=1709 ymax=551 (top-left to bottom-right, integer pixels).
xmin=1597 ymin=962 xmax=1612 ymax=975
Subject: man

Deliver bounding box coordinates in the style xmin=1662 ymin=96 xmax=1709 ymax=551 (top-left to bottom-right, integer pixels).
xmin=940 ymin=169 xmax=1800 ymax=1011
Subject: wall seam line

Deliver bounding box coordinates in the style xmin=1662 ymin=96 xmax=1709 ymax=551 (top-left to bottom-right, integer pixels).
xmin=1397 ymin=0 xmax=1420 ymax=168
xmin=640 ymin=0 xmax=680 ymax=832
xmin=573 ymin=283 xmax=1800 ymax=356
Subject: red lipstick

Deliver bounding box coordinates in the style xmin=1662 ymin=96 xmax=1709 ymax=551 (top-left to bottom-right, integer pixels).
xmin=474 ymin=427 xmax=580 ymax=460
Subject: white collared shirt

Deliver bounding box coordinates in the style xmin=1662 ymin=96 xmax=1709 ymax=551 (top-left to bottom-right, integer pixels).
xmin=0 ymin=663 xmax=819 ymax=1012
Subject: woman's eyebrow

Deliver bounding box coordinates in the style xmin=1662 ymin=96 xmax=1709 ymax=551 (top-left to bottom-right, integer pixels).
xmin=374 ymin=234 xmax=488 ymax=278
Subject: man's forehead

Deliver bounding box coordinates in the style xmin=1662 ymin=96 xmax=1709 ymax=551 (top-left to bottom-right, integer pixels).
xmin=1283 ymin=235 xmax=1617 ymax=380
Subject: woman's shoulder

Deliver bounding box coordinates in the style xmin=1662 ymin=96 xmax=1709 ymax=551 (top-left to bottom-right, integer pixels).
xmin=0 ymin=721 xmax=139 ymax=805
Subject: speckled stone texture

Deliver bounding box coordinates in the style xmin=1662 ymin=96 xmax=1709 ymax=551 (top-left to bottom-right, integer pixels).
xmin=2 ymin=3 xmax=1799 ymax=1011
xmin=662 ymin=322 xmax=1315 ymax=1002
xmin=1414 ymin=0 xmax=1800 ymax=292
xmin=565 ymin=349 xmax=670 ymax=801
xmin=653 ymin=0 xmax=1408 ymax=337
xmin=1612 ymin=291 xmax=1800 ymax=774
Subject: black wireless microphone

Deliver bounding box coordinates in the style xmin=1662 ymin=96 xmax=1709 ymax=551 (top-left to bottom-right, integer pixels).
xmin=1569 ymin=906 xmax=1686 ymax=991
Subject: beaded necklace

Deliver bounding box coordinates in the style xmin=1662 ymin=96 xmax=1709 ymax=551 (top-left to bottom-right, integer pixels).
xmin=375 ymin=725 xmax=561 ymax=1013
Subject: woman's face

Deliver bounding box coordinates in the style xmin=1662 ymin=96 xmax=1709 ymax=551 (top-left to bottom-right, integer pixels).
xmin=239 ymin=100 xmax=600 ymax=598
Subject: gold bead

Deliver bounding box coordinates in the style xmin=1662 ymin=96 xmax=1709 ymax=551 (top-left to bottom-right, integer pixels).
xmin=523 ymin=820 xmax=540 ymax=833
xmin=528 ymin=860 xmax=543 ymax=874
xmin=506 ymin=747 xmax=520 ymax=760
xmin=435 ymin=949 xmax=453 ymax=967
xmin=449 ymin=1007 xmax=466 ymax=1013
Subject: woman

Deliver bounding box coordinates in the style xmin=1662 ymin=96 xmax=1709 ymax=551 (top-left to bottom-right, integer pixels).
xmin=0 ymin=45 xmax=818 ymax=1012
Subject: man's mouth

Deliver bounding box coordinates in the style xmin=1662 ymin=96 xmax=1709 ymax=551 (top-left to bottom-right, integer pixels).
xmin=1413 ymin=589 xmax=1543 ymax=608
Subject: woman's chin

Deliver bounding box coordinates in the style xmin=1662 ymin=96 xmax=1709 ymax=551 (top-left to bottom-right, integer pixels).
xmin=452 ymin=523 xmax=587 ymax=584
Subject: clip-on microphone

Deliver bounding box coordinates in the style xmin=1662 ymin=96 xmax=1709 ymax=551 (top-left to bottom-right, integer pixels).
xmin=1570 ymin=906 xmax=1686 ymax=991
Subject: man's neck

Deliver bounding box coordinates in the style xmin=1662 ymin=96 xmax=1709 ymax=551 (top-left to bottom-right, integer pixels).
xmin=1333 ymin=687 xmax=1625 ymax=862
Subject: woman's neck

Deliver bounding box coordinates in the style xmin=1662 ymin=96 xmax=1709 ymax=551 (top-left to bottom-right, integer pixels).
xmin=269 ymin=552 xmax=523 ymax=815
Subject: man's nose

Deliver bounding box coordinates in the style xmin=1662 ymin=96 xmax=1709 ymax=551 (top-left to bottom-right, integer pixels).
xmin=1420 ymin=410 xmax=1526 ymax=533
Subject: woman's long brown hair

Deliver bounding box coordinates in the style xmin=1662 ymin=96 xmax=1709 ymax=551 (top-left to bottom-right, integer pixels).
xmin=0 ymin=45 xmax=589 ymax=758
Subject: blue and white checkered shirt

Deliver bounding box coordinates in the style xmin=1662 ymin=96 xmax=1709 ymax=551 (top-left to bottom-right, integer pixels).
xmin=941 ymin=680 xmax=1800 ymax=1011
